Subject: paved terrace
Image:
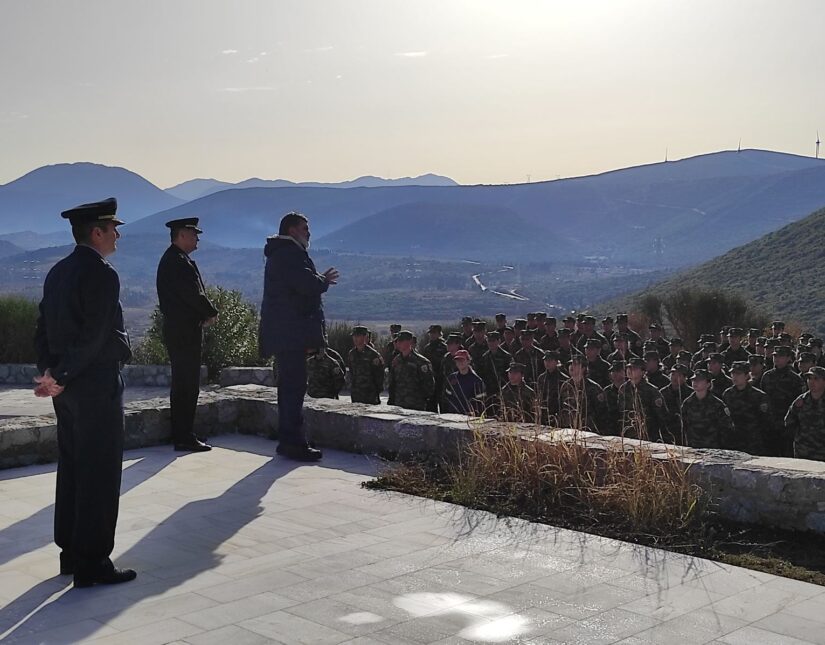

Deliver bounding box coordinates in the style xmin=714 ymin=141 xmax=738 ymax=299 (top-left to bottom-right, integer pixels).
xmin=1 ymin=433 xmax=824 ymax=644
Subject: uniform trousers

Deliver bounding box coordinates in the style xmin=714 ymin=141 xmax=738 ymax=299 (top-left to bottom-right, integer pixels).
xmin=164 ymin=322 xmax=202 ymax=444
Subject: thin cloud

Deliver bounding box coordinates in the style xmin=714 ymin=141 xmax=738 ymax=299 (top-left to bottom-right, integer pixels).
xmin=221 ymin=49 xmax=238 ymax=55
xmin=395 ymin=51 xmax=428 ymax=58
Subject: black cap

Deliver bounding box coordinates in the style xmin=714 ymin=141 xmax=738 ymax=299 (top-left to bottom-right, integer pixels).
xmin=428 ymin=324 xmax=442 ymax=334
xmin=460 ymin=316 xmax=473 ymax=325
xmin=692 ymin=369 xmax=712 ymax=382
xmin=514 ymin=319 xmax=528 ymax=329
xmin=569 ymin=355 xmax=588 ymax=367
xmin=805 ymin=366 xmax=825 ymax=380
xmin=495 ymin=313 xmax=506 ymax=320
xmin=609 ymin=361 xmax=626 ymax=373
xmin=748 ymin=354 xmax=765 ymax=365
xmin=773 ymin=346 xmax=793 ymax=357
xmin=616 ymin=313 xmax=629 ymax=322
xmin=558 ymin=328 xmax=572 ymax=337
xmin=708 ymin=353 xmax=724 ymax=364
xmin=669 ymin=337 xmax=683 ymax=346
xmin=562 ymin=315 xmax=576 ymax=323
xmin=61 ymin=197 xmax=123 ymax=226
xmin=671 ymin=363 xmax=692 ymax=377
xmin=486 ymin=330 xmax=501 ymax=340
xmin=628 ymin=357 xmax=646 ymax=369
xmin=396 ymin=330 xmax=414 ymax=341
xmin=730 ymin=361 xmax=750 ymax=374
xmin=602 ymin=316 xmax=614 ymax=324
xmin=799 ymin=352 xmax=817 ymax=363
xmin=748 ymin=328 xmax=760 ymax=337
xmin=520 ymin=328 xmax=535 ymax=337
xmin=507 ymin=362 xmax=525 ymax=373
xmin=390 ymin=323 xmax=402 ymax=332
xmin=351 ymin=325 xmax=370 ymax=336
xmin=771 ymin=320 xmax=786 ymax=328
xmin=165 ymin=217 xmax=202 ymax=233
xmin=545 ymin=317 xmax=557 ymax=325
xmin=642 ymin=350 xmax=660 ymax=361
xmin=648 ymin=322 xmax=661 ymax=331
xmin=446 ymin=333 xmax=463 ymax=345
xmin=526 ymin=312 xmax=537 ymax=320
xmin=472 ymin=320 xmax=487 ymax=330
xmin=810 ymin=338 xmax=823 ymax=348
xmin=543 ymin=350 xmax=560 ymax=361
xmin=727 ymin=328 xmax=744 ymax=337
xmin=585 ymin=338 xmax=602 ymax=349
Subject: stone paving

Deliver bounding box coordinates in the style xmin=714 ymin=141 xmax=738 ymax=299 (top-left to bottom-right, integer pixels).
xmin=0 ymin=434 xmax=824 ymax=644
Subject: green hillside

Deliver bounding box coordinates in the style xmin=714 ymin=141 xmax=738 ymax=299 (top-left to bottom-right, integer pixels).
xmin=610 ymin=205 xmax=825 ymax=334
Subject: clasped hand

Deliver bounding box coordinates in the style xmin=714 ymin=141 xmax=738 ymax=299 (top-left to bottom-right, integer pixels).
xmin=33 ymin=369 xmax=64 ymax=398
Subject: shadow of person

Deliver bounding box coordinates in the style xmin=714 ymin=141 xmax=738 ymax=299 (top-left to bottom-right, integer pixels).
xmin=0 ymin=450 xmax=298 ymax=643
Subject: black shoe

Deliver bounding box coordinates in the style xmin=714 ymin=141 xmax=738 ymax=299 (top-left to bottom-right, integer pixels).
xmin=276 ymin=442 xmax=322 ymax=462
xmin=59 ymin=551 xmax=74 ymax=576
xmin=74 ymin=567 xmax=137 ymax=589
xmin=174 ymin=439 xmax=212 ymax=452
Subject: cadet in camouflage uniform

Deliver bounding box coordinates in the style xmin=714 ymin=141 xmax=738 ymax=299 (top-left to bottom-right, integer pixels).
xmin=540 ymin=317 xmax=560 ymax=351
xmin=536 ymin=350 xmax=569 ymax=425
xmin=615 ymin=313 xmax=643 ymax=356
xmin=618 ymin=357 xmax=669 ymax=441
xmin=680 ymin=369 xmax=733 ymax=449
xmin=659 ymin=363 xmax=693 ymax=444
xmin=745 ymin=329 xmax=760 ymax=354
xmin=555 ymin=328 xmax=580 ymax=372
xmin=707 ymin=354 xmax=732 ymax=399
xmin=601 ymin=317 xmax=616 ymax=351
xmin=603 ymin=361 xmax=627 ymax=436
xmin=478 ymin=331 xmax=511 ymax=410
xmin=494 ymin=312 xmax=508 ymax=335
xmin=644 ymin=350 xmax=670 ymax=389
xmin=661 ymin=337 xmax=684 ymax=371
xmin=559 ymin=355 xmax=607 ymax=433
xmin=748 ymin=354 xmax=766 ymax=389
xmin=466 ymin=320 xmax=489 ymax=366
xmin=460 ymin=316 xmax=474 ymax=346
xmin=513 ymin=329 xmax=543 ymax=387
xmin=499 ymin=363 xmax=537 ymax=423
xmin=797 ymin=352 xmax=817 ymax=385
xmin=761 ymin=346 xmax=805 ymax=456
xmin=584 ymin=338 xmax=611 ymax=387
xmin=421 ymin=324 xmax=448 ymax=412
xmin=607 ymin=333 xmax=637 ymax=365
xmin=575 ymin=315 xmax=609 ymax=356
xmin=306 ymin=347 xmax=346 ymax=399
xmin=348 ymin=326 xmax=385 ymax=404
xmin=722 ymin=362 xmax=770 ymax=455
xmin=785 ymin=366 xmax=825 ymax=461
xmin=388 ymin=330 xmax=434 ymax=411
xmin=648 ymin=323 xmax=670 ymax=358
xmin=721 ymin=328 xmax=751 ymax=367
xmin=383 ymin=323 xmax=401 ymax=366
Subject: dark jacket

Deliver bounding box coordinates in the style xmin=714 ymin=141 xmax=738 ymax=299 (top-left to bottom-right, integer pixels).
xmin=156 ymin=245 xmax=218 ymax=329
xmin=259 ymin=236 xmax=329 ymax=357
xmin=34 ymin=245 xmax=132 ymax=385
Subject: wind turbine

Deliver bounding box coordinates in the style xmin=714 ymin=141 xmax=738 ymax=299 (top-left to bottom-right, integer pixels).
xmin=817 ymin=131 xmax=821 ymax=159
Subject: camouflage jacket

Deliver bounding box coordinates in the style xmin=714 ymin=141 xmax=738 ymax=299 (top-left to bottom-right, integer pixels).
xmin=421 ymin=339 xmax=448 ymax=381
xmin=785 ymin=391 xmax=825 ymax=461
xmin=603 ymin=382 xmax=624 ymax=436
xmin=618 ymin=380 xmax=669 ymax=441
xmin=388 ymin=351 xmax=434 ymax=411
xmin=761 ymin=367 xmax=805 ymax=425
xmin=646 ymin=369 xmax=670 ymax=390
xmin=680 ymin=392 xmax=732 ymax=449
xmin=587 ymin=357 xmax=612 ymax=388
xmin=478 ymin=347 xmax=512 ymax=395
xmin=466 ymin=339 xmax=489 ymax=367
xmin=722 ymin=384 xmax=770 ymax=455
xmin=659 ymin=383 xmax=694 ymax=443
xmin=535 ymin=368 xmax=569 ymax=425
xmin=721 ymin=345 xmax=751 ymax=368
xmin=540 ymin=332 xmax=560 ymax=351
xmin=559 ymin=377 xmax=607 ymax=433
xmin=499 ymin=382 xmax=537 ymax=423
xmin=306 ymin=349 xmax=346 ymax=399
xmin=347 ymin=345 xmax=384 ymax=404
xmin=513 ymin=346 xmax=544 ymax=386
xmin=710 ymin=371 xmax=732 ymax=400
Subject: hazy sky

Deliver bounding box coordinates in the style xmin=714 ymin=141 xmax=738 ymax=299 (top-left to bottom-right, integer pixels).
xmin=1 ymin=0 xmax=824 ymax=187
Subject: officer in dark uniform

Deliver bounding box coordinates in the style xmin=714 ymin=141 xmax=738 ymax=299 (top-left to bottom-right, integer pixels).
xmin=156 ymin=218 xmax=218 ymax=452
xmin=33 ymin=198 xmax=136 ymax=588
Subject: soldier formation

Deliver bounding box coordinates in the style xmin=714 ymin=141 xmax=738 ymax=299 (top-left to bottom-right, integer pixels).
xmin=308 ymin=313 xmax=825 ymax=462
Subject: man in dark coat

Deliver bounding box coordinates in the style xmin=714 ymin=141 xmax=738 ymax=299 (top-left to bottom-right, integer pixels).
xmin=156 ymin=218 xmax=218 ymax=452
xmin=33 ymin=198 xmax=136 ymax=588
xmin=259 ymin=212 xmax=339 ymax=461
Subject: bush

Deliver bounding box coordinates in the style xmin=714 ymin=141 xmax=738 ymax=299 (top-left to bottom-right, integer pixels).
xmin=132 ymin=286 xmax=267 ymax=380
xmin=0 ymin=295 xmax=38 ymax=363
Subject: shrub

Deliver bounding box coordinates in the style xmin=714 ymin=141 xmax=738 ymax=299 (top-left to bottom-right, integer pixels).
xmin=0 ymin=295 xmax=38 ymax=363
xmin=132 ymin=286 xmax=266 ymax=380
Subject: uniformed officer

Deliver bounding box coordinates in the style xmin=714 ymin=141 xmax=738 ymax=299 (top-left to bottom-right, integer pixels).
xmin=513 ymin=329 xmax=543 ymax=386
xmin=383 ymin=324 xmax=402 ymax=366
xmin=306 ymin=347 xmax=346 ymax=399
xmin=34 ymin=197 xmax=136 ymax=588
xmin=618 ymin=357 xmax=669 ymax=441
xmin=559 ymin=355 xmax=607 ymax=433
xmin=785 ymin=366 xmax=825 ymax=461
xmin=644 ymin=350 xmax=670 ymax=389
xmin=584 ymin=338 xmax=612 ymax=387
xmin=721 ymin=328 xmax=751 ymax=367
xmin=661 ymin=337 xmax=685 ymax=371
xmin=535 ymin=350 xmax=569 ymax=426
xmin=761 ymin=346 xmax=805 ymax=456
xmin=156 ymin=217 xmax=218 ymax=452
xmin=659 ymin=364 xmax=693 ymax=444
xmin=478 ymin=331 xmax=511 ymax=412
xmin=499 ymin=363 xmax=537 ymax=423
xmin=348 ymin=326 xmax=385 ymax=404
xmin=421 ymin=324 xmax=448 ymax=411
xmin=680 ymin=369 xmax=733 ymax=449
xmin=388 ymin=330 xmax=434 ymax=410
xmin=722 ymin=361 xmax=770 ymax=455
xmin=603 ymin=361 xmax=627 ymax=436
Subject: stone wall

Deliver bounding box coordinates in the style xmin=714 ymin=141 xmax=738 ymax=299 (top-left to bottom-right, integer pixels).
xmin=0 ymin=364 xmax=206 ymax=387
xmin=3 ymin=384 xmax=825 ymax=535
xmin=219 ymin=367 xmax=275 ymax=387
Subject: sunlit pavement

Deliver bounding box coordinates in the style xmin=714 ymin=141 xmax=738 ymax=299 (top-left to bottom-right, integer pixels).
xmin=0 ymin=435 xmax=824 ymax=644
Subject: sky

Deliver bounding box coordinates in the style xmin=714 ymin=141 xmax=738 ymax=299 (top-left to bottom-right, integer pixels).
xmin=1 ymin=0 xmax=824 ymax=188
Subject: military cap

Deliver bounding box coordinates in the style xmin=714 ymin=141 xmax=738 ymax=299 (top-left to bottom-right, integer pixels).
xmin=669 ymin=337 xmax=683 ymax=346
xmin=351 ymin=325 xmax=370 ymax=336
xmin=730 ymin=361 xmax=750 ymax=374
xmin=748 ymin=328 xmax=760 ymax=337
xmin=543 ymin=350 xmax=560 ymax=361
xmin=585 ymin=338 xmax=602 ymax=348
xmin=536 ymin=312 xmax=547 ymax=318
xmin=503 ymin=326 xmax=514 ymax=333
xmin=810 ymin=338 xmax=823 ymax=348
xmin=628 ymin=357 xmax=646 ymax=369
xmin=526 ymin=312 xmax=537 ymax=320
xmin=507 ymin=362 xmax=526 ymax=373
xmin=486 ymin=330 xmax=501 ymax=340
xmin=801 ymin=332 xmax=814 ymax=340
xmin=765 ymin=338 xmax=780 ymax=348
xmin=520 ymin=328 xmax=535 ymax=337
xmin=453 ymin=349 xmax=471 ymax=361
xmin=61 ymin=197 xmax=123 ymax=226
xmin=562 ymin=315 xmax=576 ymax=323
xmin=576 ymin=313 xmax=586 ymax=322
xmin=702 ymin=341 xmax=717 ymax=350
xmin=602 ymin=316 xmax=614 ymax=324
xmin=671 ymin=363 xmax=692 ymax=377
xmin=771 ymin=320 xmax=785 ymax=328
xmin=692 ymin=369 xmax=712 ymax=382
xmin=390 ymin=323 xmax=402 ymax=332
xmin=514 ymin=318 xmax=528 ymax=329
xmin=472 ymin=320 xmax=487 ymax=330
xmin=643 ymin=340 xmax=657 ymax=349
xmin=648 ymin=322 xmax=662 ymax=331
xmin=446 ymin=333 xmax=463 ymax=345
xmin=677 ymin=350 xmax=693 ymax=361
xmin=609 ymin=361 xmax=627 ymax=373
xmin=804 ymin=366 xmax=825 ymax=380
xmin=708 ymin=353 xmax=724 ymax=364
xmin=727 ymin=328 xmax=744 ymax=337
xmin=699 ymin=334 xmax=715 ymax=343
xmin=396 ymin=330 xmax=414 ymax=341
xmin=569 ymin=355 xmax=588 ymax=367
xmin=616 ymin=313 xmax=629 ymax=322
xmin=799 ymin=352 xmax=817 ymax=364
xmin=165 ymin=217 xmax=202 ymax=233
xmin=584 ymin=315 xmax=596 ymax=324
xmin=748 ymin=354 xmax=766 ymax=365
xmin=495 ymin=312 xmax=506 ymax=320
xmin=428 ymin=324 xmax=442 ymax=333
xmin=643 ymin=350 xmax=660 ymax=361
xmin=773 ymin=346 xmax=793 ymax=357
xmin=544 ymin=317 xmax=557 ymax=326
xmin=460 ymin=316 xmax=473 ymax=325
xmin=557 ymin=328 xmax=573 ymax=337
xmin=756 ymin=337 xmax=768 ymax=346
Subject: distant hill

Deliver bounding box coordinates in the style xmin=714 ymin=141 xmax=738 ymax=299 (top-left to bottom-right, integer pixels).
xmin=315 ymin=202 xmax=577 ymax=260
xmin=0 ymin=230 xmax=73 ymax=250
xmin=0 ymin=162 xmax=183 ymax=234
xmin=165 ymin=173 xmax=459 ymax=201
xmin=131 ymin=150 xmax=825 ymax=265
xmin=606 ymin=205 xmax=825 ymax=334
xmin=0 ymin=240 xmax=22 ymax=259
